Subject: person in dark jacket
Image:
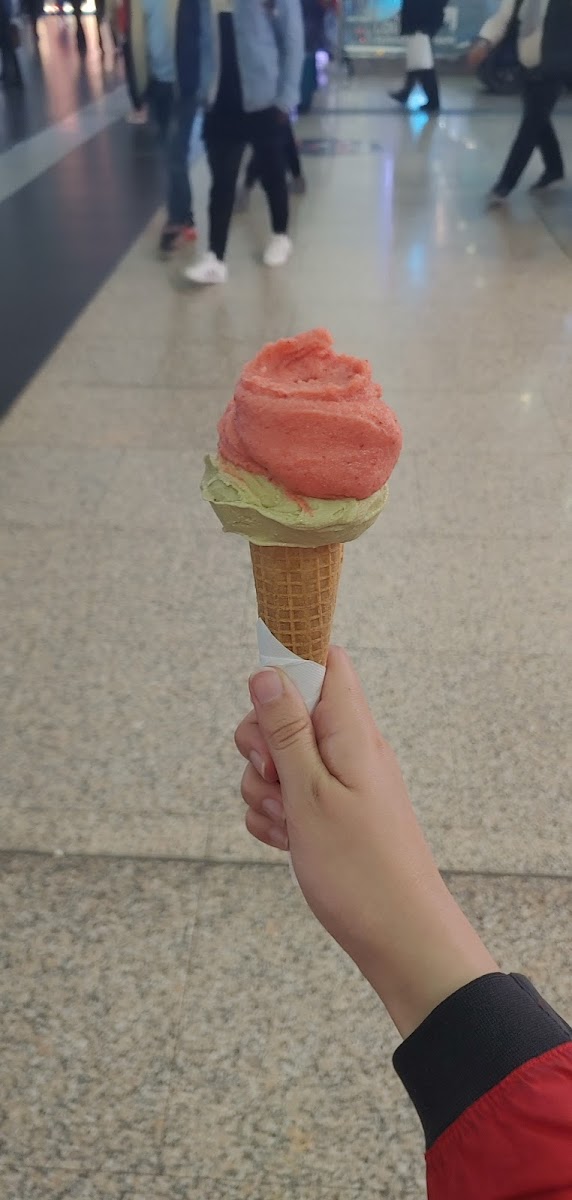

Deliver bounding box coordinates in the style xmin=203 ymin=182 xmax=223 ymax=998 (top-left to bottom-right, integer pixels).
xmin=234 ymin=650 xmax=572 ymax=1198
xmin=389 ymin=0 xmax=446 ymax=114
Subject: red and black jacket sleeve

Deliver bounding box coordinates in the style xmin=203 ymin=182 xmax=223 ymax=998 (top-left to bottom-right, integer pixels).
xmin=393 ymin=973 xmax=572 ymax=1199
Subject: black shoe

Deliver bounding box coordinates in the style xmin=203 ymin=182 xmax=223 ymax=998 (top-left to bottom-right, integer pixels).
xmin=487 ymin=185 xmax=511 ymax=207
xmin=389 ymin=87 xmax=410 ymax=105
xmin=389 ymin=72 xmax=416 ymax=106
xmin=530 ymin=170 xmax=564 ymax=193
xmin=158 ymin=221 xmax=197 ymax=256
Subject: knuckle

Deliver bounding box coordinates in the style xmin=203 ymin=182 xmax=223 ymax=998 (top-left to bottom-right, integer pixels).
xmin=234 ymin=710 xmax=256 ymax=755
xmin=270 ymin=715 xmax=310 ymax=753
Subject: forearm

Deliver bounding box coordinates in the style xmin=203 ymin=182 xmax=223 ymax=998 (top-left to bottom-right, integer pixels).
xmin=356 ymin=867 xmax=498 ymax=1039
xmin=479 ymin=0 xmax=516 ymax=46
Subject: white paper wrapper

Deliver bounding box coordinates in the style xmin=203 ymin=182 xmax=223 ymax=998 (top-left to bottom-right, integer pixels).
xmin=256 ymin=619 xmax=326 ymax=887
xmin=256 ymin=619 xmax=326 ymax=714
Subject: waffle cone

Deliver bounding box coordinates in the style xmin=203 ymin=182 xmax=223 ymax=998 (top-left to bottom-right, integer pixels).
xmin=250 ymin=542 xmax=344 ymax=666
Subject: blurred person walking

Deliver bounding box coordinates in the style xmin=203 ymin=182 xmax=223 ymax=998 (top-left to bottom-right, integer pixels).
xmin=95 ymin=0 xmax=119 ymax=56
xmin=389 ymin=0 xmax=446 ymax=114
xmin=298 ymin=0 xmax=331 ymax=112
xmin=235 ymin=0 xmax=327 ymax=210
xmin=71 ymin=0 xmax=88 ymax=54
xmin=121 ymin=0 xmax=200 ymax=251
xmin=185 ymin=0 xmax=304 ymax=285
xmin=0 ymin=0 xmax=22 ymax=86
xmin=21 ymin=0 xmax=42 ymax=43
xmin=143 ymin=0 xmax=202 ymax=254
xmin=112 ymin=0 xmax=149 ymax=122
xmin=468 ymin=0 xmax=571 ymax=203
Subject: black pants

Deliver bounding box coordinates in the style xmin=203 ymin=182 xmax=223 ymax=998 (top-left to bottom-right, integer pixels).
xmin=497 ymin=73 xmax=564 ymax=192
xmin=245 ymin=120 xmax=302 ymax=188
xmin=0 ymin=20 xmax=22 ymax=86
xmin=147 ymin=78 xmax=174 ymax=140
xmin=204 ymin=108 xmax=289 ymax=260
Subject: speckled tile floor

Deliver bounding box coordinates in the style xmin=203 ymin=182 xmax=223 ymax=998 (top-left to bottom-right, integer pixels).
xmin=1 ymin=70 xmax=571 ymax=1199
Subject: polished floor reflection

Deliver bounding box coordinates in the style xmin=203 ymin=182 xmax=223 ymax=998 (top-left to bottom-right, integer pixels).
xmin=0 ymin=50 xmax=571 ymax=1199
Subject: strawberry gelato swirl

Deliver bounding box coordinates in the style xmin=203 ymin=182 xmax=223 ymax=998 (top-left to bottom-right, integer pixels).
xmin=217 ymin=328 xmax=402 ymax=502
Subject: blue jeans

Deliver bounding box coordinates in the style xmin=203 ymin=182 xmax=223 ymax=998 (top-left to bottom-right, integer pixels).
xmin=166 ymin=94 xmax=197 ymax=226
xmin=149 ymin=82 xmax=197 ymax=226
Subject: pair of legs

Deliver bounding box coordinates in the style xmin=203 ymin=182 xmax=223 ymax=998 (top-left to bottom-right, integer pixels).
xmin=390 ymin=33 xmax=440 ymax=113
xmin=205 ymin=108 xmax=289 ymax=261
xmin=148 ymin=82 xmax=197 ymax=251
xmin=494 ymin=73 xmax=564 ymax=196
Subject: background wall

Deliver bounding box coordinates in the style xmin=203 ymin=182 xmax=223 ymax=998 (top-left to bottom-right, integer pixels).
xmin=341 ymin=0 xmax=494 ymax=55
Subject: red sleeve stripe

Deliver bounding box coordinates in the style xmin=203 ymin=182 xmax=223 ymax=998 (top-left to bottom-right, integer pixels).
xmin=427 ymin=1043 xmax=572 ymax=1199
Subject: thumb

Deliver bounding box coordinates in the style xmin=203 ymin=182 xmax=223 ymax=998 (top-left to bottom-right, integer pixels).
xmin=249 ymin=668 xmax=325 ymax=810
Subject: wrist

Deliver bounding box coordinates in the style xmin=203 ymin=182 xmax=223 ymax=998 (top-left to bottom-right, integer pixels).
xmin=360 ymin=875 xmax=499 ymax=1039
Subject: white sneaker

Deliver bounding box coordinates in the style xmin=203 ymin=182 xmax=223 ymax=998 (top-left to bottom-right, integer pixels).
xmin=184 ymin=252 xmax=228 ymax=286
xmin=263 ymin=234 xmax=292 ymax=268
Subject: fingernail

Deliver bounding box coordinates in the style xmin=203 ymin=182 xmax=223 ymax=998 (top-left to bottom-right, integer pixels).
xmin=269 ymin=825 xmax=289 ymax=850
xmin=250 ymin=668 xmax=283 ymax=705
xmin=262 ymin=797 xmax=284 ymax=823
xmin=249 ymin=751 xmax=266 ymax=779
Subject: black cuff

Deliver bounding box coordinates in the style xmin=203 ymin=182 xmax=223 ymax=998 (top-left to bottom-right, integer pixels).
xmin=393 ymin=972 xmax=572 ymax=1149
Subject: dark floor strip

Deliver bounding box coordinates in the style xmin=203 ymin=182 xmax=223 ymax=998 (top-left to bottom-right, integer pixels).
xmin=0 ymin=122 xmax=163 ymax=421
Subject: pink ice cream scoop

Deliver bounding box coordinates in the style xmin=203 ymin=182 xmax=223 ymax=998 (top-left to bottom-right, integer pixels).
xmin=217 ymin=328 xmax=402 ymax=501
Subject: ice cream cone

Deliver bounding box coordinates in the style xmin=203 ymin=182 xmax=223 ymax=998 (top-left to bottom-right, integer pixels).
xmin=250 ymin=542 xmax=344 ymax=666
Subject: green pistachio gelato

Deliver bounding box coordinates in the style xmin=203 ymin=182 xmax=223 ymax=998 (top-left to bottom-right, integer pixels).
xmin=201 ymin=455 xmax=388 ymax=547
